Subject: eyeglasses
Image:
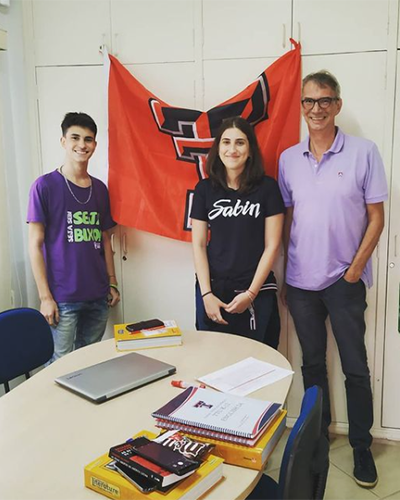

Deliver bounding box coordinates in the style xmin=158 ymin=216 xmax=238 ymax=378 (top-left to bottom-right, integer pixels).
xmin=301 ymin=97 xmax=339 ymax=110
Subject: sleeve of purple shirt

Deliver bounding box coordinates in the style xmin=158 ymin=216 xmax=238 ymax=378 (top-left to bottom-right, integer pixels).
xmin=363 ymin=143 xmax=388 ymax=204
xmin=277 ymin=154 xmax=293 ymax=208
xmin=27 ymin=177 xmax=48 ymax=225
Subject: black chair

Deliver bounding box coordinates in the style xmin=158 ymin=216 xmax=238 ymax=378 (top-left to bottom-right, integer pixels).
xmin=0 ymin=307 xmax=54 ymax=393
xmin=248 ymin=386 xmax=329 ymax=500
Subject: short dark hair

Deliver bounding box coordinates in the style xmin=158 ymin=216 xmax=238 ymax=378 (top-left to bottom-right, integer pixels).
xmin=61 ymin=112 xmax=97 ymax=137
xmin=302 ymin=70 xmax=341 ymax=99
xmin=206 ymin=116 xmax=265 ymax=193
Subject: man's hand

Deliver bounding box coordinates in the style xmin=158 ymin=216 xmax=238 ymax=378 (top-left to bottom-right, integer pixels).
xmin=343 ymin=268 xmax=361 ymax=283
xmin=203 ymin=294 xmax=228 ymax=325
xmin=225 ymin=292 xmax=252 ymax=314
xmin=108 ymin=286 xmax=120 ymax=307
xmin=40 ymin=297 xmax=59 ymax=326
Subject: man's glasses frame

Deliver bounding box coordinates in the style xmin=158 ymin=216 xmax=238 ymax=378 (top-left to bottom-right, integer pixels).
xmin=301 ymin=97 xmax=339 ymax=110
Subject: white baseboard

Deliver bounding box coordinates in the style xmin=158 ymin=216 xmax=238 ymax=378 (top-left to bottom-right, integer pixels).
xmin=286 ymin=418 xmax=400 ymax=442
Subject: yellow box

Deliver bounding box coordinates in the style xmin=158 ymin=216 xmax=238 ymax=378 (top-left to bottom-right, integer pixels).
xmin=84 ymin=431 xmax=224 ymax=500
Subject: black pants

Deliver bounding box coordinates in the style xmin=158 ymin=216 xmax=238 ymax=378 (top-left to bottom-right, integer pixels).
xmin=286 ymin=277 xmax=373 ymax=449
xmin=195 ymin=281 xmax=281 ymax=349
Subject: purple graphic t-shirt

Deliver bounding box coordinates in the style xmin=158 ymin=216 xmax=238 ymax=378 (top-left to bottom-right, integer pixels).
xmin=27 ymin=170 xmax=116 ymax=302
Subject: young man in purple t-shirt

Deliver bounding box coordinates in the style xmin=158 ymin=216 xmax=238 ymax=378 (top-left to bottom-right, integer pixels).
xmin=27 ymin=112 xmax=120 ymax=362
xmin=279 ymin=72 xmax=387 ymax=488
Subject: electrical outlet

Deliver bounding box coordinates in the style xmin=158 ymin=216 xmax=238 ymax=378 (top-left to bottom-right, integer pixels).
xmin=10 ymin=289 xmax=15 ymax=307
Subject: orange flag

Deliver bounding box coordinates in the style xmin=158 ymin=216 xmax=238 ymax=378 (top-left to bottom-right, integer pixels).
xmin=108 ymin=41 xmax=301 ymax=242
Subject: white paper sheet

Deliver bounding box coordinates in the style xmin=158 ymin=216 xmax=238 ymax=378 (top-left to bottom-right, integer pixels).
xmin=141 ymin=319 xmax=177 ymax=336
xmin=198 ymin=357 xmax=294 ymax=396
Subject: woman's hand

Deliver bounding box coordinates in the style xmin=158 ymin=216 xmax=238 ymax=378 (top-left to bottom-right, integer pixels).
xmin=203 ymin=294 xmax=228 ymax=325
xmin=225 ymin=292 xmax=252 ymax=314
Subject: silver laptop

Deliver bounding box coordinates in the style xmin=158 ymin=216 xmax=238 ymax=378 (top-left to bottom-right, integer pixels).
xmin=55 ymin=352 xmax=176 ymax=403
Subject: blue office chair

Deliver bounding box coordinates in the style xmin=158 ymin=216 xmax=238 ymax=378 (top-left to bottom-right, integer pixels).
xmin=0 ymin=307 xmax=54 ymax=393
xmin=248 ymin=386 xmax=329 ymax=500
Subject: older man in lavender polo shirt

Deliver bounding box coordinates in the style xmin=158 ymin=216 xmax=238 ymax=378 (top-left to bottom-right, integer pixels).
xmin=279 ymin=71 xmax=387 ymax=489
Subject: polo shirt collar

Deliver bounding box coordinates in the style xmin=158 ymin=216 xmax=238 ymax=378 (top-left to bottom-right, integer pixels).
xmin=302 ymin=127 xmax=345 ymax=157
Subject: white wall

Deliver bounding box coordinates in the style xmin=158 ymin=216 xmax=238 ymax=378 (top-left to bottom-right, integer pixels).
xmin=0 ymin=43 xmax=11 ymax=311
xmin=0 ymin=0 xmax=36 ymax=311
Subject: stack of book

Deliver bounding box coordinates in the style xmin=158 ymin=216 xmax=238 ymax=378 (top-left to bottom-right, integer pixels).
xmin=114 ymin=319 xmax=182 ymax=351
xmin=84 ymin=430 xmax=224 ymax=500
xmin=151 ymin=386 xmax=286 ymax=470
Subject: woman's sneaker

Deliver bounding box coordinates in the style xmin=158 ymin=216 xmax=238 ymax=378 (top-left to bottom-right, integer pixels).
xmin=353 ymin=448 xmax=378 ymax=488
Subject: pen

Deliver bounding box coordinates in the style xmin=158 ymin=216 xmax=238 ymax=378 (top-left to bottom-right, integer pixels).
xmin=171 ymin=380 xmax=206 ymax=389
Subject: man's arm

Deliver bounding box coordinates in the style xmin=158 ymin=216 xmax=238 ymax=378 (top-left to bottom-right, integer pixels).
xmin=28 ymin=222 xmax=59 ymax=325
xmin=280 ymin=206 xmax=294 ymax=305
xmin=103 ymin=228 xmax=120 ymax=307
xmin=344 ymin=202 xmax=385 ymax=283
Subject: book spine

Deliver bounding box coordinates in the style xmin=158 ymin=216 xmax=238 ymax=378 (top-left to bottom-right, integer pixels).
xmin=261 ymin=415 xmax=286 ymax=465
xmin=109 ymin=451 xmax=163 ymax=486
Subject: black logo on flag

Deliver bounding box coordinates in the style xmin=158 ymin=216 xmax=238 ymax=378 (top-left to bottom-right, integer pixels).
xmin=149 ymin=73 xmax=270 ymax=231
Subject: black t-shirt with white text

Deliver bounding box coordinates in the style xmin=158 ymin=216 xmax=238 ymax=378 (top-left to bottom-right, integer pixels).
xmin=190 ymin=176 xmax=285 ymax=286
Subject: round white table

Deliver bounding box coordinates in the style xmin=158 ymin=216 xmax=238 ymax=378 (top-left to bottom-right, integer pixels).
xmin=0 ymin=330 xmax=292 ymax=500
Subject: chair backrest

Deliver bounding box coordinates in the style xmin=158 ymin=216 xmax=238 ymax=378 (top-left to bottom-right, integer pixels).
xmin=278 ymin=386 xmax=327 ymax=500
xmin=0 ymin=308 xmax=54 ymax=385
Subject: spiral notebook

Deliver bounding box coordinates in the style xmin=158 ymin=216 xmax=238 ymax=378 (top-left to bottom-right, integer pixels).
xmin=151 ymin=386 xmax=281 ymax=441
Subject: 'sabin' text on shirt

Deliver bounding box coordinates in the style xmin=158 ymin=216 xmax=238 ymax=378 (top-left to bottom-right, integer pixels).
xmin=208 ymin=199 xmax=261 ymax=220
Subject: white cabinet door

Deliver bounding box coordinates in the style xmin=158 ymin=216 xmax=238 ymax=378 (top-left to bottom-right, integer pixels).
xmin=285 ymin=52 xmax=388 ymax=424
xmin=36 ymin=66 xmax=109 ymax=182
xmin=203 ymin=0 xmax=291 ymax=60
xmin=32 ymin=0 xmax=111 ymax=66
xmin=293 ymin=0 xmax=390 ymax=55
xmin=110 ymin=0 xmax=195 ymax=64
xmin=120 ymin=229 xmax=196 ymax=330
xmin=382 ymin=52 xmax=400 ymax=430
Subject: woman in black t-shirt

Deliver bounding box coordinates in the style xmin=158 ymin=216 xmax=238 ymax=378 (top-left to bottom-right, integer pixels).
xmin=190 ymin=117 xmax=285 ymax=348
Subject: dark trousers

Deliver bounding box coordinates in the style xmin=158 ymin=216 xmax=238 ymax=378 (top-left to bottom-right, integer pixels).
xmin=195 ymin=282 xmax=281 ymax=349
xmin=286 ymin=277 xmax=373 ymax=449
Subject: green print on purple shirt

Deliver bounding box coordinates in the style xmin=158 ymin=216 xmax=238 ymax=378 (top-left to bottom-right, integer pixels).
xmin=67 ymin=210 xmax=102 ymax=244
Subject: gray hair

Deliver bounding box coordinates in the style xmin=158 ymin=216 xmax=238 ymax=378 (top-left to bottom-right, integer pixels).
xmin=302 ymin=70 xmax=341 ymax=99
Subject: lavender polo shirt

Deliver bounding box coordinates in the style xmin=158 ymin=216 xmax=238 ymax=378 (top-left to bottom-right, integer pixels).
xmin=278 ymin=128 xmax=388 ymax=291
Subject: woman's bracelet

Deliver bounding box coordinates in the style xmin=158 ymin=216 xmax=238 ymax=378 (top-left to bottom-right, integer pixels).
xmin=245 ymin=289 xmax=257 ymax=302
xmin=109 ymin=283 xmax=120 ymax=294
xmin=202 ymin=291 xmax=213 ymax=299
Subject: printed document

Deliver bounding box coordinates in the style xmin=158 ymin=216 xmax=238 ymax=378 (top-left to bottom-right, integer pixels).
xmin=198 ymin=357 xmax=294 ymax=396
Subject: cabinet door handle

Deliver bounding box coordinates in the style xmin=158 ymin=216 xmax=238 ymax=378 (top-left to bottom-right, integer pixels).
xmin=395 ymin=235 xmax=398 ymax=258
xmin=282 ymin=24 xmax=286 ymax=48
xmin=113 ymin=32 xmax=119 ymax=58
xmin=122 ymin=233 xmax=127 ymax=255
xmin=297 ymin=22 xmax=301 ymax=43
xmin=110 ymin=233 xmax=115 ymax=254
